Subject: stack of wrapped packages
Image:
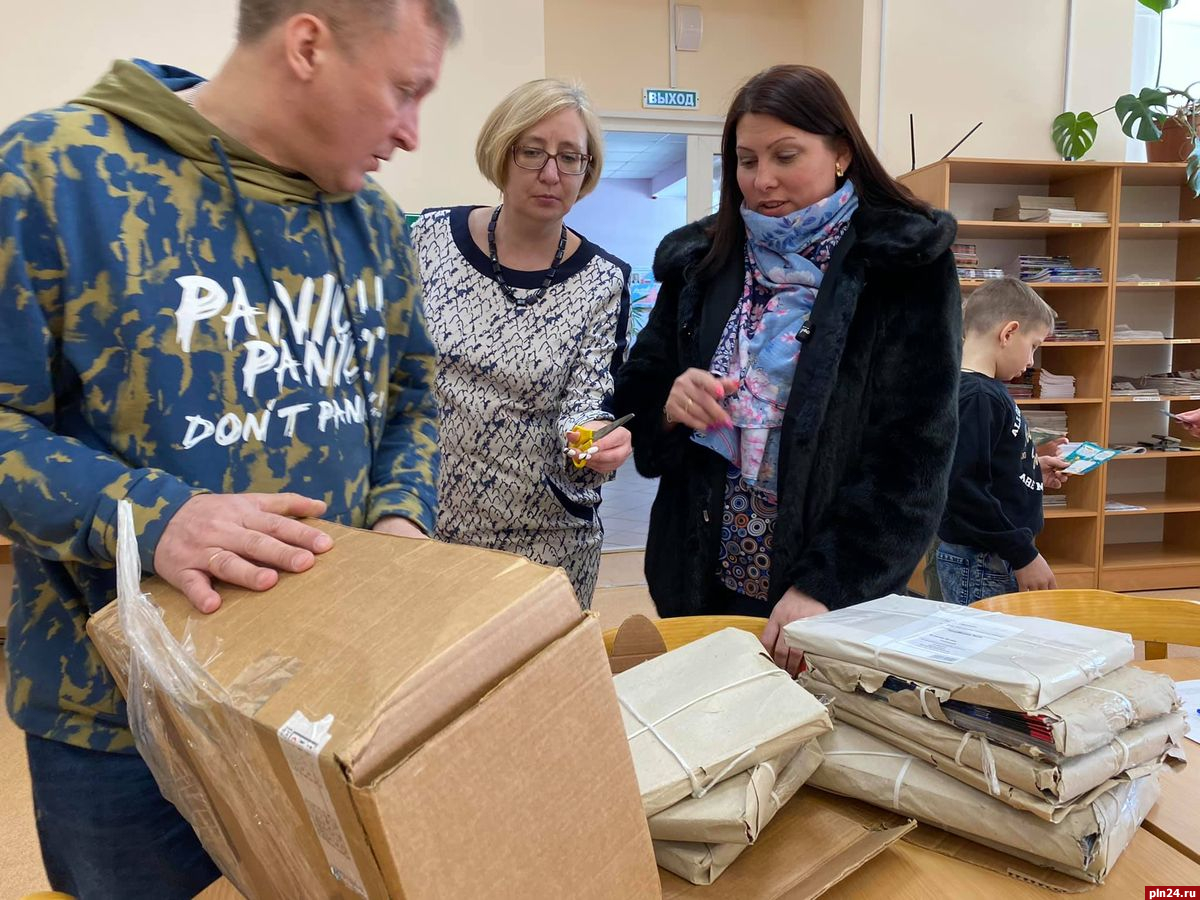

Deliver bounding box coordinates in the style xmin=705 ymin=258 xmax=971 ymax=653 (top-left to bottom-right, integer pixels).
xmin=783 ymin=595 xmax=1188 ymax=884
xmin=612 ymin=628 xmax=833 ymax=885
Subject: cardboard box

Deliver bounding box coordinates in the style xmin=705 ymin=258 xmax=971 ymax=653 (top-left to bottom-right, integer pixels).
xmin=802 ymin=671 xmax=1186 ymax=818
xmin=783 ymin=595 xmax=1133 ymax=711
xmin=656 ymin=788 xmax=914 ymax=898
xmin=89 ymin=516 xmax=659 ymax=899
xmin=809 ymin=723 xmax=1160 ymax=884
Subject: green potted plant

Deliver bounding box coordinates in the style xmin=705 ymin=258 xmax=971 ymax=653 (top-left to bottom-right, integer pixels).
xmin=1052 ymin=0 xmax=1199 ymax=196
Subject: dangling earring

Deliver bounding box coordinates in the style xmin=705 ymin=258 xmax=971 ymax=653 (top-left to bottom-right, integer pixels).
xmin=835 ymin=164 xmax=844 ymax=178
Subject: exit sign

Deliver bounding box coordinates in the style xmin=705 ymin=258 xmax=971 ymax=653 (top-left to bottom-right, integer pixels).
xmin=643 ymin=88 xmax=699 ymax=110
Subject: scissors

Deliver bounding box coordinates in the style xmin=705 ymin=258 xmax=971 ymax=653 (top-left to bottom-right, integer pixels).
xmin=565 ymin=414 xmax=634 ymax=468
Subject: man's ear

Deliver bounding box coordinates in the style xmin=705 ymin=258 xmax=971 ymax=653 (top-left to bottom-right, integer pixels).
xmin=282 ymin=13 xmax=330 ymax=83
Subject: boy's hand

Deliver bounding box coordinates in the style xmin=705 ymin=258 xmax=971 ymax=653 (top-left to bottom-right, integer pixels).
xmin=1015 ymin=553 xmax=1056 ymax=592
xmin=1039 ymin=455 xmax=1071 ymax=490
xmin=1036 ymin=437 xmax=1068 ymax=457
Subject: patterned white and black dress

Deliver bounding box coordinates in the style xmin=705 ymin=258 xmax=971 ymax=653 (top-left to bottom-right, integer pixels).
xmin=412 ymin=206 xmax=630 ymax=607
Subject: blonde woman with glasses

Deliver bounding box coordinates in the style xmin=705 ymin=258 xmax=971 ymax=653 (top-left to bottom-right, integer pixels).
xmin=412 ymin=79 xmax=631 ymax=609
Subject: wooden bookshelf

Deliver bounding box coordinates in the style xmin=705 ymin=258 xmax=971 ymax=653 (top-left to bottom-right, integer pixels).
xmin=901 ymin=158 xmax=1200 ymax=592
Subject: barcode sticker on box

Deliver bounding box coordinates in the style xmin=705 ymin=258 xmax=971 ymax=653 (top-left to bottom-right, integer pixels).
xmin=278 ymin=711 xmax=368 ymax=898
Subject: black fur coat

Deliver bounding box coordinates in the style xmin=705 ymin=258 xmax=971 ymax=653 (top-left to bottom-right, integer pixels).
xmin=613 ymin=202 xmax=961 ymax=616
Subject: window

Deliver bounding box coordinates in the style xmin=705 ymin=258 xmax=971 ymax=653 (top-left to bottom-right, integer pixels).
xmin=1129 ymin=0 xmax=1200 ymax=159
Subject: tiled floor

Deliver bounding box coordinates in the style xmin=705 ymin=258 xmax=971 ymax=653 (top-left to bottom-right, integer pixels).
xmin=600 ymin=459 xmax=657 ymax=551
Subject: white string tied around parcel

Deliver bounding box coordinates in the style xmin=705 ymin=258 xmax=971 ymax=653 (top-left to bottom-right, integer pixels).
xmin=620 ymin=668 xmax=791 ymax=801
xmin=824 ymin=750 xmax=913 ymax=810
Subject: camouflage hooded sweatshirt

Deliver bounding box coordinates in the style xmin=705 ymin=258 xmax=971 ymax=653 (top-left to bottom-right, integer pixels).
xmin=0 ymin=60 xmax=439 ymax=752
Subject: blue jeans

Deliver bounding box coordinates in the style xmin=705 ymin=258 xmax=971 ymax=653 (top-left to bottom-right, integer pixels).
xmin=25 ymin=733 xmax=220 ymax=900
xmin=935 ymin=542 xmax=1019 ymax=606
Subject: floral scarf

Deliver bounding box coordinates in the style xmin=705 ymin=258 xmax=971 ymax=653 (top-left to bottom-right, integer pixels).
xmin=693 ymin=180 xmax=858 ymax=492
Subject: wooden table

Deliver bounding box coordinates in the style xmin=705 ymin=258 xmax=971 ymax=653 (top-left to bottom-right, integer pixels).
xmin=1134 ymin=657 xmax=1200 ymax=865
xmin=0 ymin=535 xmax=10 ymax=565
xmin=824 ymin=827 xmax=1200 ymax=899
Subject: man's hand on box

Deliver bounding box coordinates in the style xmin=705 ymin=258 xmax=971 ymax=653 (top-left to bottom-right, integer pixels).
xmin=371 ymin=516 xmax=429 ymax=539
xmin=761 ymin=587 xmax=829 ymax=677
xmin=153 ymin=493 xmax=334 ymax=614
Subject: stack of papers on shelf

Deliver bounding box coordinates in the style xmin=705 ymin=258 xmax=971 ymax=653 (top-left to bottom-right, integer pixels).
xmin=1005 ymin=369 xmax=1035 ymax=400
xmin=1025 ymin=410 xmax=1069 ymax=445
xmin=995 ymin=208 xmax=1109 ymax=224
xmin=1045 ymin=317 xmax=1101 ymax=342
xmin=1105 ymin=500 xmax=1147 ymax=511
xmin=1034 ymin=369 xmax=1076 ymax=399
xmin=1111 ymin=378 xmax=1161 ymax=398
xmin=1118 ymin=274 xmax=1182 ymax=283
xmin=1140 ymin=372 xmax=1200 ymax=396
xmin=954 ymin=243 xmax=1006 ymax=281
xmin=1113 ymin=324 xmax=1166 ymax=341
xmin=1043 ymin=494 xmax=1068 ymax=509
xmin=958 ymin=267 xmax=1006 ymax=280
xmin=1009 ymin=255 xmax=1104 ymax=283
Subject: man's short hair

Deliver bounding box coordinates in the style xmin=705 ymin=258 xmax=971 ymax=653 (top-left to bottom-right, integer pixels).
xmin=475 ymin=79 xmax=605 ymax=200
xmin=963 ymin=277 xmax=1057 ymax=336
xmin=238 ymin=0 xmax=462 ymax=46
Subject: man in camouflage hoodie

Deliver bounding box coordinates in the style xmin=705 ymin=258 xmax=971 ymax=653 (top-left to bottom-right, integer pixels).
xmin=0 ymin=0 xmax=460 ymax=895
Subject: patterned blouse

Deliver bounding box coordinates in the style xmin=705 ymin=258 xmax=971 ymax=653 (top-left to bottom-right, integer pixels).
xmin=412 ymin=206 xmax=630 ymax=607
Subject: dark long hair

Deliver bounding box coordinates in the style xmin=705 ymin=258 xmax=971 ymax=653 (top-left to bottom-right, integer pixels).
xmin=698 ymin=64 xmax=930 ymax=277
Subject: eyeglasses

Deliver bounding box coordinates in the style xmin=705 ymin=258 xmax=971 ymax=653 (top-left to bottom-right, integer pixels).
xmin=512 ymin=145 xmax=591 ymax=176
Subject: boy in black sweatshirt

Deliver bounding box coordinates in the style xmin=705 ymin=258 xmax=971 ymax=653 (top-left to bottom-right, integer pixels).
xmin=937 ymin=278 xmax=1070 ymax=604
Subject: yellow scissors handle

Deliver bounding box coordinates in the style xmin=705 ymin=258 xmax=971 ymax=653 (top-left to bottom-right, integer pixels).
xmin=566 ymin=414 xmax=634 ymax=468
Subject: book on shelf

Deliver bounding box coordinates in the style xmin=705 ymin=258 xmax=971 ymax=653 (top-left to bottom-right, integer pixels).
xmin=1008 ymin=255 xmax=1103 ymax=284
xmin=1015 ymin=195 xmax=1078 ymax=210
xmin=1045 ymin=317 xmax=1100 ymax=342
xmin=957 ymin=267 xmax=1005 ymax=281
xmin=1025 ymin=410 xmax=1069 ymax=446
xmin=1112 ymin=371 xmax=1200 ymax=396
xmin=1105 ymin=500 xmax=1147 ymax=512
xmin=1139 ymin=371 xmax=1200 ymax=396
xmin=993 ymin=207 xmax=1108 ymax=224
xmin=1043 ymin=493 xmax=1068 ymax=508
xmin=1111 ymin=378 xmax=1161 ymax=399
xmin=1033 ymin=368 xmax=1076 ymax=399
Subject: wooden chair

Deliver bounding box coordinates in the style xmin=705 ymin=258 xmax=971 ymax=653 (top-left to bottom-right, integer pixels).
xmin=601 ymin=614 xmax=767 ymax=655
xmin=971 ymin=589 xmax=1200 ymax=659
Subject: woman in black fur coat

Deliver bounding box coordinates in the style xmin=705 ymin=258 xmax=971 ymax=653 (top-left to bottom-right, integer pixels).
xmin=613 ymin=65 xmax=961 ymax=674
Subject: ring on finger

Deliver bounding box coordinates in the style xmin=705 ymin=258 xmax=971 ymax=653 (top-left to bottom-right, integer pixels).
xmin=685 ymin=397 xmax=693 ymax=415
xmin=206 ymin=550 xmax=225 ymax=570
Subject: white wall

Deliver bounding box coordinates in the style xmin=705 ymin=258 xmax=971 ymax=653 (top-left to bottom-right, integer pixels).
xmin=565 ymin=178 xmax=687 ymax=272
xmin=0 ymin=0 xmax=545 ymax=213
xmin=862 ymin=0 xmax=1135 ymax=174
